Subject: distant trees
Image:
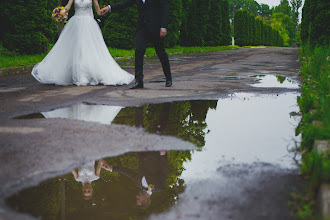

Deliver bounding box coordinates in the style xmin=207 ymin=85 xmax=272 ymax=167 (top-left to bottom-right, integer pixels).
xmin=2 ymin=0 xmax=307 ymax=54
xmin=234 ymin=10 xmax=249 ymax=46
xmin=272 ymin=13 xmax=295 ymax=45
xmin=230 ymin=0 xmax=303 ymax=46
xmin=179 ymin=0 xmax=231 ymax=47
xmin=234 ymin=10 xmax=284 ymax=47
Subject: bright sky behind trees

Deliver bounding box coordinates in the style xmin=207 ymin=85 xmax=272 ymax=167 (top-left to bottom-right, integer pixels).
xmin=255 ymin=0 xmax=305 ymax=21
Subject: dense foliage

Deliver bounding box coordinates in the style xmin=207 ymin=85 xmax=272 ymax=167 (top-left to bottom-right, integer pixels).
xmin=234 ymin=10 xmax=284 ymax=46
xmin=290 ymin=0 xmax=330 ymax=218
xmin=230 ymin=0 xmax=303 ymax=46
xmin=100 ymin=0 xmax=138 ymax=49
xmin=164 ymin=0 xmax=183 ymax=48
xmin=0 ymin=0 xmax=58 ymax=54
xmin=220 ymin=0 xmax=231 ymax=45
xmin=301 ymin=0 xmax=329 ymax=47
xmin=0 ymin=0 xmax=232 ymax=54
xmin=205 ymin=0 xmax=222 ymax=46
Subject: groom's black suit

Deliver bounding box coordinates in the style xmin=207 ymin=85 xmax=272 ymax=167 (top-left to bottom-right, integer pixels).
xmin=110 ymin=0 xmax=172 ymax=87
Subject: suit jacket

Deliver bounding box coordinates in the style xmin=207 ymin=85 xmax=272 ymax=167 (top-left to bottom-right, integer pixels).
xmin=110 ymin=0 xmax=169 ymax=34
xmin=112 ymin=151 xmax=168 ymax=192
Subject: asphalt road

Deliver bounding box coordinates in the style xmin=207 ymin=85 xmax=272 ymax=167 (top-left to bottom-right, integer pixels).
xmin=0 ymin=47 xmax=303 ymax=220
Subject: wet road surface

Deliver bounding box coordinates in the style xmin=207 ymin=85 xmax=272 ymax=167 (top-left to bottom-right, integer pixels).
xmin=0 ymin=47 xmax=303 ymax=219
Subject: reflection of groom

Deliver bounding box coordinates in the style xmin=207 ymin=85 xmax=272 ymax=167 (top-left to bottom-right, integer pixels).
xmin=111 ymin=151 xmax=168 ymax=209
xmin=102 ymin=0 xmax=172 ymax=89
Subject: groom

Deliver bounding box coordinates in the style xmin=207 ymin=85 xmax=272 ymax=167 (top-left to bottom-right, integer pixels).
xmin=101 ymin=0 xmax=172 ymax=89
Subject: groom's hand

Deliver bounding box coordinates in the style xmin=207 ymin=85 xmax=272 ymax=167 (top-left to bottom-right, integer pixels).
xmin=160 ymin=28 xmax=167 ymax=38
xmin=101 ymin=6 xmax=109 ymax=15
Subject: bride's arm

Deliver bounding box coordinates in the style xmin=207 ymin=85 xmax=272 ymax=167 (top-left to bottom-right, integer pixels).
xmin=65 ymin=0 xmax=74 ymax=11
xmin=93 ymin=0 xmax=102 ymax=15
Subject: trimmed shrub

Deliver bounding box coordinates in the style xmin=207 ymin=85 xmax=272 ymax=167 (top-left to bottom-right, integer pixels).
xmin=164 ymin=0 xmax=182 ymax=48
xmin=255 ymin=17 xmax=262 ymax=45
xmin=300 ymin=0 xmax=316 ymax=44
xmin=309 ymin=0 xmax=330 ymax=47
xmin=220 ymin=0 xmax=231 ymax=45
xmin=234 ymin=10 xmax=249 ymax=46
xmin=1 ymin=0 xmax=57 ymax=54
xmin=178 ymin=0 xmax=192 ymax=46
xmin=101 ymin=0 xmax=137 ymax=49
xmin=185 ymin=0 xmax=210 ymax=46
xmin=205 ymin=0 xmax=222 ymax=46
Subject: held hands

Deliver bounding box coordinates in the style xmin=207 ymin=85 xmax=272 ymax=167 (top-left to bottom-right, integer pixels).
xmin=100 ymin=5 xmax=109 ymax=15
xmin=160 ymin=28 xmax=167 ymax=38
xmin=99 ymin=159 xmax=112 ymax=171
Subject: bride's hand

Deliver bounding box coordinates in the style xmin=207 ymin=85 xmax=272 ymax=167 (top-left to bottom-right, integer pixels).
xmin=100 ymin=6 xmax=109 ymax=15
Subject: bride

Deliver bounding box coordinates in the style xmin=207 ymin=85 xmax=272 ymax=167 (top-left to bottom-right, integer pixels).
xmin=31 ymin=0 xmax=134 ymax=86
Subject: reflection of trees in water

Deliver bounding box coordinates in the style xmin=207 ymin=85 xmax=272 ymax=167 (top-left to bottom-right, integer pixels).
xmin=113 ymin=100 xmax=218 ymax=147
xmin=6 ymin=151 xmax=193 ymax=219
xmin=6 ymin=178 xmax=62 ymax=218
xmin=7 ymin=101 xmax=218 ymax=219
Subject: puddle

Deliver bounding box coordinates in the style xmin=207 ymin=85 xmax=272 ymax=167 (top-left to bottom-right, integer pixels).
xmin=10 ymin=93 xmax=301 ymax=219
xmin=250 ymin=75 xmax=300 ymax=89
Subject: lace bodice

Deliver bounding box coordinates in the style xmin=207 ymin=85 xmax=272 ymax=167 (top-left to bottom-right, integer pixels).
xmin=75 ymin=161 xmax=100 ymax=184
xmin=74 ymin=0 xmax=93 ymax=17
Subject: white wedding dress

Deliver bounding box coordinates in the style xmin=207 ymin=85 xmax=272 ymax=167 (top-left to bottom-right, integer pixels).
xmin=32 ymin=0 xmax=134 ymax=86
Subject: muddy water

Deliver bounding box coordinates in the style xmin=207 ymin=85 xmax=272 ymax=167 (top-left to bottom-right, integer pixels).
xmin=8 ymin=77 xmax=301 ymax=219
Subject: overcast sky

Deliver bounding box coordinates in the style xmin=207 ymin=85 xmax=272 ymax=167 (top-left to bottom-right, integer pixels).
xmin=254 ymin=0 xmax=305 ymax=9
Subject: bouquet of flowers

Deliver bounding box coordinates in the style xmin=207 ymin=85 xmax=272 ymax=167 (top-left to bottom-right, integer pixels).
xmin=52 ymin=6 xmax=68 ymax=23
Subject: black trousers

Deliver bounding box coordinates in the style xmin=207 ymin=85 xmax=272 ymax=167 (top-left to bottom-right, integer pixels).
xmin=134 ymin=25 xmax=172 ymax=83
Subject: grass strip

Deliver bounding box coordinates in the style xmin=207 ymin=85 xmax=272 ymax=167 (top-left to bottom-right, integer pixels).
xmin=0 ymin=45 xmax=238 ymax=71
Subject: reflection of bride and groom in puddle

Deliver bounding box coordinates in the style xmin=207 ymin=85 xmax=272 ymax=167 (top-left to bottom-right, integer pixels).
xmin=8 ymin=101 xmax=217 ymax=218
xmin=72 ymin=151 xmax=168 ymax=210
xmin=6 ymin=151 xmax=183 ymax=219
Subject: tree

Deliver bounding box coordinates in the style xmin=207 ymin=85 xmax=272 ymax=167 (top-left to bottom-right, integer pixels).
xmin=178 ymin=0 xmax=192 ymax=45
xmin=1 ymin=0 xmax=58 ymax=54
xmin=248 ymin=13 xmax=256 ymax=45
xmin=220 ymin=0 xmax=231 ymax=45
xmin=272 ymin=12 xmax=295 ymax=45
xmin=101 ymin=0 xmax=137 ymax=49
xmin=229 ymin=0 xmax=260 ymax=18
xmin=290 ymin=0 xmax=303 ymax=26
xmin=273 ymin=0 xmax=292 ymax=17
xmin=205 ymin=0 xmax=222 ymax=46
xmin=300 ymin=0 xmax=316 ymax=44
xmin=164 ymin=0 xmax=183 ymax=48
xmin=269 ymin=16 xmax=290 ymax=46
xmin=234 ymin=10 xmax=249 ymax=46
xmin=259 ymin=4 xmax=272 ymax=18
xmin=309 ymin=0 xmax=330 ymax=47
xmin=255 ymin=17 xmax=262 ymax=45
xmin=185 ymin=0 xmax=211 ymax=46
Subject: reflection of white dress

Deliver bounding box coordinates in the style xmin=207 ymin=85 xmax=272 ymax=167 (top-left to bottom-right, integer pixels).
xmin=32 ymin=0 xmax=134 ymax=86
xmin=75 ymin=161 xmax=99 ymax=184
xmin=42 ymin=104 xmax=123 ymax=124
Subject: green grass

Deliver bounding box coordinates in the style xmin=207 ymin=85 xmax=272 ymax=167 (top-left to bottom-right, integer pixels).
xmin=0 ymin=45 xmax=238 ymax=70
xmin=0 ymin=45 xmax=47 ymax=69
xmin=290 ymin=43 xmax=330 ymax=219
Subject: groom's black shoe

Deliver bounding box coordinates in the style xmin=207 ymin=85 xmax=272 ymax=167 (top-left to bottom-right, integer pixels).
xmin=130 ymin=81 xmax=144 ymax=89
xmin=165 ymin=81 xmax=172 ymax=87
